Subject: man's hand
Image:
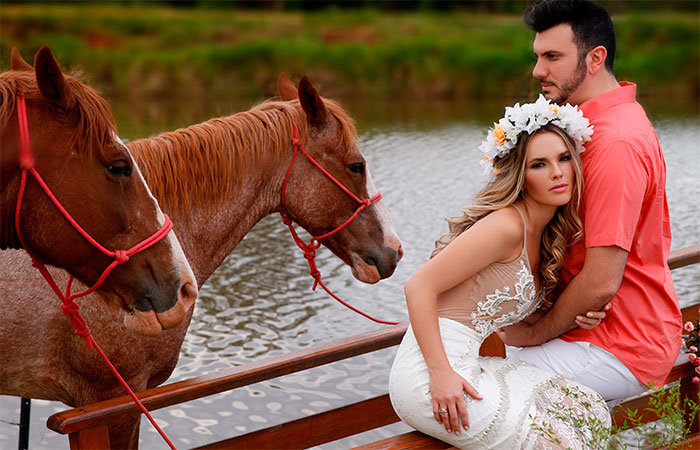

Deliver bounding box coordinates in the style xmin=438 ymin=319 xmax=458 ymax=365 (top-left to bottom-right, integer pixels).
xmin=496 ymin=322 xmax=538 ymax=347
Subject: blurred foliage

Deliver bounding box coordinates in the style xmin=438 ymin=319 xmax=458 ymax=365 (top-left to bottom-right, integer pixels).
xmin=5 ymin=0 xmax=700 ymax=13
xmin=1 ymin=3 xmax=698 ymax=104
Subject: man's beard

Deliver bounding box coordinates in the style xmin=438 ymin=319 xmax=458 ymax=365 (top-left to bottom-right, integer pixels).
xmin=549 ymin=58 xmax=587 ymax=104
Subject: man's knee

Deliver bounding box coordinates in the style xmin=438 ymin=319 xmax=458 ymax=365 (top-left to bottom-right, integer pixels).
xmin=508 ymin=339 xmax=585 ymax=378
xmin=509 ymin=340 xmax=647 ymax=403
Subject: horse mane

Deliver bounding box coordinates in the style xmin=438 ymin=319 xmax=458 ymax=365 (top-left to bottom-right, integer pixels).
xmin=128 ymin=98 xmax=358 ymax=220
xmin=0 ymin=70 xmax=117 ymax=156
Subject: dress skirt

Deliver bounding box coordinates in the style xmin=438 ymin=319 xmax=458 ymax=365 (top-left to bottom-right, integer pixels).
xmin=388 ymin=318 xmax=610 ymax=450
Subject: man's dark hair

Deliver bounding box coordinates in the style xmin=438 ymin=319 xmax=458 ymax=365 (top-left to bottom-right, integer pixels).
xmin=524 ymin=0 xmax=616 ymax=73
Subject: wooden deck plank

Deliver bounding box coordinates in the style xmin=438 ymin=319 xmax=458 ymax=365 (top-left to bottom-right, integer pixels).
xmin=350 ymin=431 xmax=454 ymax=450
xmin=194 ymin=395 xmax=399 ymax=449
xmin=668 ymin=244 xmax=700 ymax=270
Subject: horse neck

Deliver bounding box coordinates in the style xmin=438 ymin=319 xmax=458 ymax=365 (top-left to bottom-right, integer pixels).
xmin=128 ymin=113 xmax=296 ymax=285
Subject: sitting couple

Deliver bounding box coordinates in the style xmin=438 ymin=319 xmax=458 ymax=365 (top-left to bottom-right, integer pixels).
xmin=389 ymin=1 xmax=681 ymax=448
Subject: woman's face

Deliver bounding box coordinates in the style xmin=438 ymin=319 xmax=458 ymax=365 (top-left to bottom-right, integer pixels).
xmin=523 ymin=131 xmax=575 ymax=208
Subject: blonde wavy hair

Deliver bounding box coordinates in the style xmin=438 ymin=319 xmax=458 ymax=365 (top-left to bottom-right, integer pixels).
xmin=432 ymin=124 xmax=584 ymax=304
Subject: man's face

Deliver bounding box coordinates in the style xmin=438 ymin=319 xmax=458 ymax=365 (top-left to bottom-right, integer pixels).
xmin=532 ymin=23 xmax=587 ymax=105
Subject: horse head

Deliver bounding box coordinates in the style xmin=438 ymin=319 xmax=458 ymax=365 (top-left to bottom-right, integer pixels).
xmin=277 ymin=74 xmax=402 ymax=283
xmin=0 ymin=47 xmax=197 ymax=336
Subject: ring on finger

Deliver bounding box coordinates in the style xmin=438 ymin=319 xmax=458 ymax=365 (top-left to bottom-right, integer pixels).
xmin=438 ymin=407 xmax=448 ymax=413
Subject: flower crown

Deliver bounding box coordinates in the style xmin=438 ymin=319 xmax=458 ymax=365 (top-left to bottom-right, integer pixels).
xmin=478 ymin=95 xmax=594 ymax=175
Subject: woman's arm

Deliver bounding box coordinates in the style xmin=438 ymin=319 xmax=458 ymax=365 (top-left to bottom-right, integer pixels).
xmin=405 ymin=209 xmax=522 ymax=434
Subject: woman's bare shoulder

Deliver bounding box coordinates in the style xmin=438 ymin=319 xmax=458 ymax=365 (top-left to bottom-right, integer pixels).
xmin=474 ymin=206 xmax=523 ymax=239
xmin=467 ymin=206 xmax=524 ymax=260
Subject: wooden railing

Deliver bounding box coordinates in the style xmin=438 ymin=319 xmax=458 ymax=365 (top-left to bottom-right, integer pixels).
xmin=47 ymin=244 xmax=700 ymax=449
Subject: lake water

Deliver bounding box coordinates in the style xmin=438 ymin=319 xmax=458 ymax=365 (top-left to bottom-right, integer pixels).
xmin=1 ymin=97 xmax=698 ymax=449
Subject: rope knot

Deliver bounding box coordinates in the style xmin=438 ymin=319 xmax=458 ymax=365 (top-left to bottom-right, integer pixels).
xmin=303 ymin=248 xmax=316 ymax=260
xmin=281 ymin=213 xmax=292 ymax=226
xmin=19 ymin=155 xmax=35 ymax=170
xmin=75 ymin=326 xmax=92 ymax=339
xmin=310 ymin=268 xmax=321 ymax=291
xmin=60 ymin=300 xmax=93 ymax=347
xmin=114 ymin=250 xmax=129 ymax=264
xmin=61 ymin=301 xmax=80 ymax=315
xmin=361 ymin=198 xmax=371 ymax=208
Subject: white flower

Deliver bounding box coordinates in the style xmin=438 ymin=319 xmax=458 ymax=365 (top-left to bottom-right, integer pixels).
xmin=478 ymin=95 xmax=594 ymax=176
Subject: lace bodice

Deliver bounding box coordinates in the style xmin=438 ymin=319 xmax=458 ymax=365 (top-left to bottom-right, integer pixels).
xmin=437 ymin=205 xmax=543 ymax=337
xmin=468 ymin=259 xmax=540 ymax=336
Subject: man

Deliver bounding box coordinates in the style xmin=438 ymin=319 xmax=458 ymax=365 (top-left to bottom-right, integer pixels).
xmin=497 ymin=0 xmax=681 ymax=405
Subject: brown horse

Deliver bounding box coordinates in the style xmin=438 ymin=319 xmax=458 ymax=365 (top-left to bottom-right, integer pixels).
xmin=0 ymin=74 xmax=401 ymax=447
xmin=0 ymin=47 xmax=198 ymax=336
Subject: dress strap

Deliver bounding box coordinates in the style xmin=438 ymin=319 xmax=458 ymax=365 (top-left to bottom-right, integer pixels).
xmin=511 ymin=204 xmax=527 ymax=254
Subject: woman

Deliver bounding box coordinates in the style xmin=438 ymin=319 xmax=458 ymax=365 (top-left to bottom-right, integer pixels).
xmin=389 ymin=96 xmax=611 ymax=449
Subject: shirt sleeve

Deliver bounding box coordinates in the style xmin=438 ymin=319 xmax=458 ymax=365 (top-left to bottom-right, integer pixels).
xmin=582 ymin=141 xmax=649 ymax=251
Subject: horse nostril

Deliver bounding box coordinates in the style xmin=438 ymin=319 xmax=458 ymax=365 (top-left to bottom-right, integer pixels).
xmin=179 ymin=281 xmax=198 ymax=310
xmin=363 ymin=256 xmax=378 ymax=268
xmin=397 ymin=244 xmax=404 ymax=262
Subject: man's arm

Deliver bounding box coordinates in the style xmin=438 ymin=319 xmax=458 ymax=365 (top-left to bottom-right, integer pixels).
xmin=497 ymin=245 xmax=627 ymax=347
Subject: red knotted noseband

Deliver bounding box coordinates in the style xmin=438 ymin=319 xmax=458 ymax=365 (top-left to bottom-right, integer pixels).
xmin=279 ymin=124 xmax=398 ymax=325
xmin=13 ymin=88 xmax=177 ymax=449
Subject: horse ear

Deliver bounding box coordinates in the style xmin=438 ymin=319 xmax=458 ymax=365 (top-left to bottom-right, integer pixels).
xmin=298 ymin=75 xmax=329 ymax=127
xmin=11 ymin=48 xmax=33 ymax=72
xmin=34 ymin=46 xmax=73 ymax=110
xmin=277 ymin=73 xmax=298 ymax=101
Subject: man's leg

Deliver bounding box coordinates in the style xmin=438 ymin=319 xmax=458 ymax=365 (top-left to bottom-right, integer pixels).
xmin=508 ymin=339 xmax=648 ymax=405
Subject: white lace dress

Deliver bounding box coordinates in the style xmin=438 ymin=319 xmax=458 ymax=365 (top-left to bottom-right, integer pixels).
xmin=388 ymin=209 xmax=611 ymax=449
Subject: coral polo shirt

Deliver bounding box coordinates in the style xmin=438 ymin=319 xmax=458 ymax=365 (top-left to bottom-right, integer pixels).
xmin=559 ymin=82 xmax=681 ymax=388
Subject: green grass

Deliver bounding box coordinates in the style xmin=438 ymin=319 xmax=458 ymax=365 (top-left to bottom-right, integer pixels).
xmin=2 ymin=5 xmax=697 ymax=102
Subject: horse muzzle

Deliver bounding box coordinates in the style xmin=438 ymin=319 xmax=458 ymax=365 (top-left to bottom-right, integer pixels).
xmin=350 ymin=241 xmax=403 ymax=284
xmin=123 ymin=259 xmax=198 ymax=336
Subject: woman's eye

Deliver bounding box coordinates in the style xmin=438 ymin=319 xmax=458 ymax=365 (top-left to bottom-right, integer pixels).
xmin=531 ymin=162 xmax=545 ymax=169
xmin=349 ymin=162 xmax=365 ymax=174
xmin=560 ymin=155 xmax=571 ymax=161
xmin=107 ymin=161 xmax=132 ymax=177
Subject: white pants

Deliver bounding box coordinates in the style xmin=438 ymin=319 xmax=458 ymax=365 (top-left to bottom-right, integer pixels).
xmin=508 ymin=339 xmax=647 ymax=405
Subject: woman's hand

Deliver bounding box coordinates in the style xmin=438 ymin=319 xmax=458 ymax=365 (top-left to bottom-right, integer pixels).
xmin=429 ymin=367 xmax=482 ymax=435
xmin=575 ymin=302 xmax=611 ymax=329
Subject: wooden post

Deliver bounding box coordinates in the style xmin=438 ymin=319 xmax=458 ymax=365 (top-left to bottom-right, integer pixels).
xmin=680 ymin=374 xmax=700 ymax=435
xmin=68 ymin=426 xmax=110 ymax=450
xmin=479 ymin=333 xmax=506 ymax=358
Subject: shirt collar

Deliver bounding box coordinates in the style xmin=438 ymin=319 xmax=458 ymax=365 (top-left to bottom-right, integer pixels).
xmin=579 ymin=82 xmax=637 ymax=120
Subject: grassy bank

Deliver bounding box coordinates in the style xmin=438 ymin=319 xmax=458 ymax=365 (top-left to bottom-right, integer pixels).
xmin=1 ymin=4 xmax=698 ymax=103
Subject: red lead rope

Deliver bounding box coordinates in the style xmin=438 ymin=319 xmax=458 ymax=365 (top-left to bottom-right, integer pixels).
xmin=280 ymin=124 xmax=400 ymax=326
xmin=14 ymin=89 xmax=177 ymax=449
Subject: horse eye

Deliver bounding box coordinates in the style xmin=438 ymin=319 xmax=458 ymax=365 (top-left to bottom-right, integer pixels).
xmin=349 ymin=162 xmax=365 ymax=175
xmin=107 ymin=161 xmax=132 ymax=177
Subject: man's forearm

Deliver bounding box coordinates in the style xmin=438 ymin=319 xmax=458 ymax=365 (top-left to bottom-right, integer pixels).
xmin=528 ymin=269 xmax=615 ymax=345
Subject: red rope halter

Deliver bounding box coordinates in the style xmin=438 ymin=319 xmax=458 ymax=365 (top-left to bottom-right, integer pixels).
xmin=14 ymin=89 xmax=177 ymax=449
xmin=280 ymin=124 xmax=399 ymax=326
